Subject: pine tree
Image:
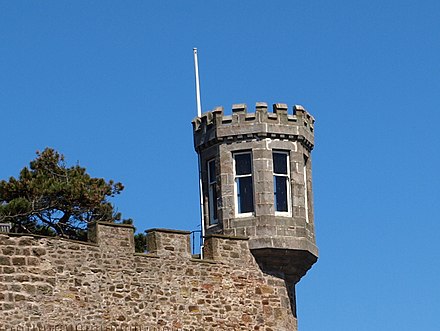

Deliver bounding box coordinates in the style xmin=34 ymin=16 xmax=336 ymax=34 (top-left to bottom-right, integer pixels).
xmin=0 ymin=148 xmax=129 ymax=241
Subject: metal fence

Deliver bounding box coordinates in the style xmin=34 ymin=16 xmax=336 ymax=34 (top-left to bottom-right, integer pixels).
xmin=0 ymin=222 xmax=11 ymax=233
xmin=190 ymin=229 xmax=202 ymax=256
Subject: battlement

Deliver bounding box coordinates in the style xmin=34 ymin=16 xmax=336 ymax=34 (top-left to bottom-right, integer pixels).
xmin=0 ymin=222 xmax=253 ymax=264
xmin=192 ymin=102 xmax=315 ymax=151
xmin=0 ymin=222 xmax=298 ymax=329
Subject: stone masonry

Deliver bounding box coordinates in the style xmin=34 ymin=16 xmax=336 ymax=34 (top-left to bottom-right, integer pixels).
xmin=0 ymin=222 xmax=297 ymax=330
xmin=0 ymin=101 xmax=318 ymax=330
xmin=193 ymin=103 xmax=318 ymax=284
xmin=192 ymin=102 xmax=318 ymax=329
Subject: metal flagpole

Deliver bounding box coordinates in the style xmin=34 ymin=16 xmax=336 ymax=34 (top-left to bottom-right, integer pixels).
xmin=193 ymin=48 xmax=202 ymax=117
xmin=193 ymin=48 xmax=205 ymax=257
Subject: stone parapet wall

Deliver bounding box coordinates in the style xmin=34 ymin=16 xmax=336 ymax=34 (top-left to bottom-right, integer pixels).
xmin=192 ymin=103 xmax=315 ymax=152
xmin=0 ymin=223 xmax=297 ymax=330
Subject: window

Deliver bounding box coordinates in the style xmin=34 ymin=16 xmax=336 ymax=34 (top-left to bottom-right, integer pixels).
xmin=273 ymin=151 xmax=291 ymax=214
xmin=303 ymin=155 xmax=309 ymax=223
xmin=207 ymin=159 xmax=218 ymax=225
xmin=234 ymin=152 xmax=254 ymax=215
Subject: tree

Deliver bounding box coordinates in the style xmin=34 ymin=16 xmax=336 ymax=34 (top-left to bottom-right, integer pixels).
xmin=134 ymin=233 xmax=147 ymax=253
xmin=0 ymin=148 xmax=129 ymax=241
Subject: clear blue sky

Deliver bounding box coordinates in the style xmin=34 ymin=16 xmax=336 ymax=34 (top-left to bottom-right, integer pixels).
xmin=1 ymin=1 xmax=439 ymax=330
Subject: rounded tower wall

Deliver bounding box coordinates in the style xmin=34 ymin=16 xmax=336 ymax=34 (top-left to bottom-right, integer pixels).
xmin=193 ymin=102 xmax=318 ymax=282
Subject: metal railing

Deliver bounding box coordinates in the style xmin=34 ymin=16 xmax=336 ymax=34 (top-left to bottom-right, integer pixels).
xmin=0 ymin=222 xmax=11 ymax=233
xmin=190 ymin=229 xmax=202 ymax=256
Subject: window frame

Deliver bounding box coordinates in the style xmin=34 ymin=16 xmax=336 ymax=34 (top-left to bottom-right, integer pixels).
xmin=303 ymin=155 xmax=309 ymax=223
xmin=207 ymin=158 xmax=218 ymax=226
xmin=233 ymin=151 xmax=255 ymax=217
xmin=273 ymin=150 xmax=292 ymax=216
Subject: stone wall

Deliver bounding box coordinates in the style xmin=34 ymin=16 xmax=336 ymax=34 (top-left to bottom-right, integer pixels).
xmin=0 ymin=222 xmax=297 ymax=330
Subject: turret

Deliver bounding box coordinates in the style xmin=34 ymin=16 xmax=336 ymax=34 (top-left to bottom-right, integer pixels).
xmin=192 ymin=102 xmax=318 ymax=284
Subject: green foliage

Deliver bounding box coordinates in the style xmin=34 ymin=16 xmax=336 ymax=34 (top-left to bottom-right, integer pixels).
xmin=134 ymin=233 xmax=147 ymax=253
xmin=0 ymin=148 xmax=128 ymax=241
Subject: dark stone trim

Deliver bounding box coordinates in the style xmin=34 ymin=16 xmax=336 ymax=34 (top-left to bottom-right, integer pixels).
xmin=205 ymin=234 xmax=249 ymax=241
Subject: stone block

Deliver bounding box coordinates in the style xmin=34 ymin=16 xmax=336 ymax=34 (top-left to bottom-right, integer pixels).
xmin=255 ymin=225 xmax=277 ymax=237
xmin=0 ymin=256 xmax=11 ymax=265
xmin=256 ymin=203 xmax=274 ymax=215
xmin=11 ymin=257 xmax=26 ymax=266
xmin=232 ymin=103 xmax=247 ymax=114
xmin=32 ymin=247 xmax=46 ymax=257
xmin=145 ymin=229 xmax=191 ymax=258
xmin=2 ymin=246 xmax=15 ymax=255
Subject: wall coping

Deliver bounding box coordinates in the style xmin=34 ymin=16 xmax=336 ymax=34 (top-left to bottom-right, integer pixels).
xmin=145 ymin=228 xmax=191 ymax=235
xmin=0 ymin=232 xmax=99 ymax=247
xmin=0 ymin=224 xmax=254 ymax=263
xmin=94 ymin=221 xmax=135 ymax=229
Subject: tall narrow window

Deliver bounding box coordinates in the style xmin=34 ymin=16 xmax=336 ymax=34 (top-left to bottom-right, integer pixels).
xmin=303 ymin=155 xmax=309 ymax=223
xmin=234 ymin=152 xmax=254 ymax=215
xmin=207 ymin=159 xmax=218 ymax=225
xmin=273 ymin=151 xmax=291 ymax=213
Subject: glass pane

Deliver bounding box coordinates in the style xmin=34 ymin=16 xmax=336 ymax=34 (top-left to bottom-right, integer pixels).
xmin=273 ymin=152 xmax=288 ymax=174
xmin=209 ymin=183 xmax=218 ymax=224
xmin=208 ymin=160 xmax=216 ymax=183
xmin=274 ymin=175 xmax=288 ymax=212
xmin=235 ymin=153 xmax=252 ymax=175
xmin=213 ymin=185 xmax=218 ymax=221
xmin=237 ymin=176 xmax=254 ymax=213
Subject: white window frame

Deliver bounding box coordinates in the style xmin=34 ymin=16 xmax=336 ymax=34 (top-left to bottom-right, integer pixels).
xmin=207 ymin=159 xmax=218 ymax=225
xmin=233 ymin=151 xmax=254 ymax=217
xmin=273 ymin=150 xmax=292 ymax=216
xmin=303 ymin=155 xmax=309 ymax=223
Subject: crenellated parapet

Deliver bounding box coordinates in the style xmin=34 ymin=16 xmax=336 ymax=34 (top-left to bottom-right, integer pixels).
xmin=0 ymin=222 xmax=298 ymax=329
xmin=192 ymin=102 xmax=315 ymax=152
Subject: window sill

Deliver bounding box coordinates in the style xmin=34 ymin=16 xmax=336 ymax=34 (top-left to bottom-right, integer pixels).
xmin=275 ymin=212 xmax=292 ymax=217
xmin=207 ymin=222 xmax=219 ymax=229
xmin=235 ymin=212 xmax=254 ymax=218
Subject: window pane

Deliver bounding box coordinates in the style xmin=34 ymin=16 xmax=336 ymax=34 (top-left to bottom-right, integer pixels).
xmin=208 ymin=160 xmax=216 ymax=183
xmin=212 ymin=185 xmax=218 ymax=221
xmin=274 ymin=176 xmax=288 ymax=212
xmin=209 ymin=183 xmax=218 ymax=224
xmin=235 ymin=153 xmax=252 ymax=175
xmin=237 ymin=176 xmax=254 ymax=213
xmin=273 ymin=152 xmax=288 ymax=174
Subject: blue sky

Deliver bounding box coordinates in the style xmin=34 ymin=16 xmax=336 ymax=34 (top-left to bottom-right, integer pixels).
xmin=1 ymin=1 xmax=440 ymax=330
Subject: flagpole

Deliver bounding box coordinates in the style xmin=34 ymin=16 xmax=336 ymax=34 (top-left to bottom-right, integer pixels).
xmin=193 ymin=48 xmax=205 ymax=257
xmin=193 ymin=48 xmax=202 ymax=117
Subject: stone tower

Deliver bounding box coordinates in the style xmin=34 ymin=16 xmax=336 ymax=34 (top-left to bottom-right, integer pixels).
xmin=193 ymin=102 xmax=318 ymax=316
